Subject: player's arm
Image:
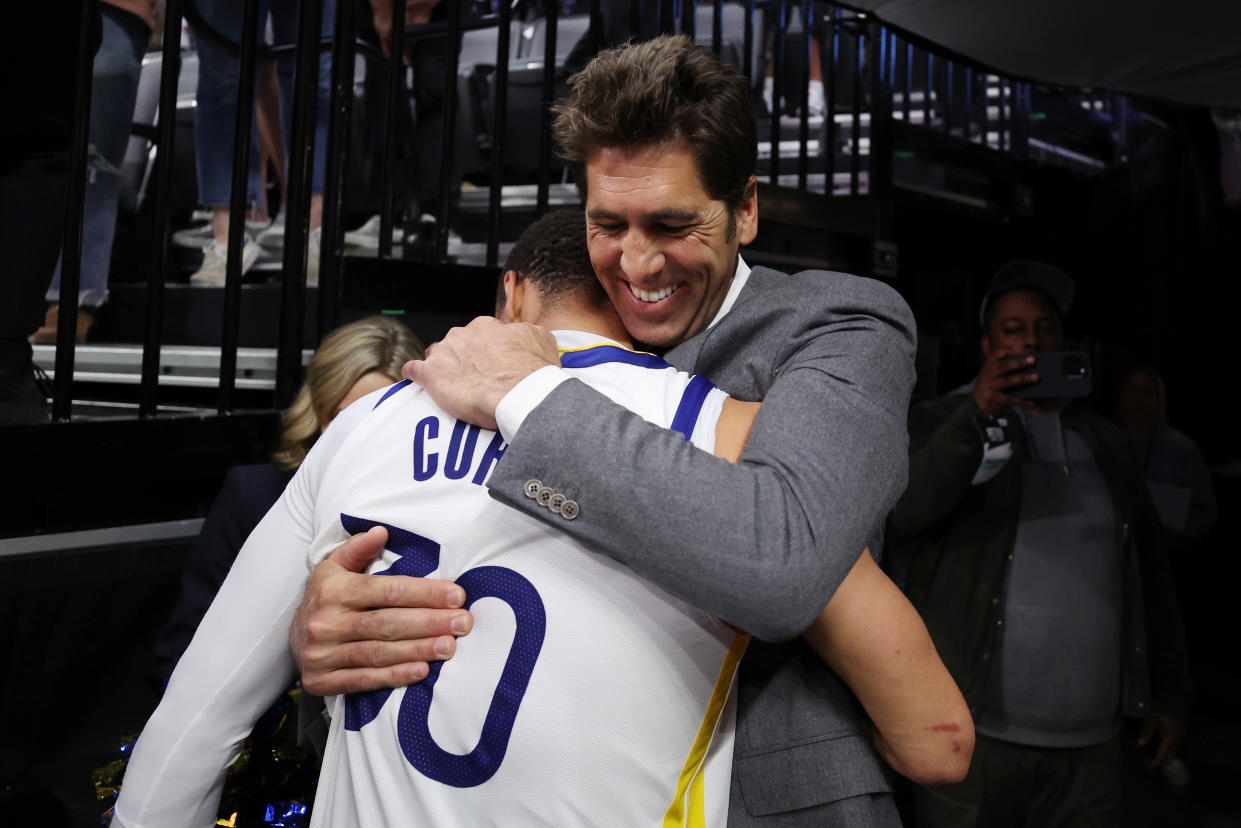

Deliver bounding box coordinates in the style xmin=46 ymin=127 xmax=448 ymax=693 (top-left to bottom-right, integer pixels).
xmin=799 ymin=553 xmax=973 ymax=785
xmin=714 ymin=399 xmax=974 ymax=786
xmin=113 ymin=393 xmax=391 ymax=826
xmin=112 ymin=491 xmax=313 ymax=827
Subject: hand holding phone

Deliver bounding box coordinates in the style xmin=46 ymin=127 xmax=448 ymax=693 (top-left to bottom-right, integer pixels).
xmin=1008 ymin=351 xmax=1091 ymax=400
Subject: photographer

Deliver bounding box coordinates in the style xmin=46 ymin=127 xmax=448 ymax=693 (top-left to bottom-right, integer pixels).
xmin=887 ymin=261 xmax=1191 ymax=827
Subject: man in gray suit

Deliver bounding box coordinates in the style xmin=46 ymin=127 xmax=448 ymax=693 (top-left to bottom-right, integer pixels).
xmin=291 ymin=36 xmax=918 ymax=824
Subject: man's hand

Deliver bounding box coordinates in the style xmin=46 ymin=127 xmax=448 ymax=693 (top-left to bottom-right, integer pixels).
xmin=291 ymin=525 xmax=474 ymax=696
xmin=1137 ymin=712 xmax=1184 ymax=770
xmin=973 ymin=349 xmax=1038 ymax=416
xmin=403 ymin=316 xmax=559 ymax=431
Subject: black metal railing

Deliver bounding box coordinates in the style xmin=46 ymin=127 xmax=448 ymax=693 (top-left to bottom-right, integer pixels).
xmin=41 ymin=0 xmax=1131 ymax=424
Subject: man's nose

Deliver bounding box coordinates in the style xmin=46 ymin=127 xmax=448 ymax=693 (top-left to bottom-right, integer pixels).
xmin=620 ymin=232 xmax=664 ymax=281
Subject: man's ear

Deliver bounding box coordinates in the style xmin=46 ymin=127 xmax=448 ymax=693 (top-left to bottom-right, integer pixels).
xmin=980 ymin=333 xmax=992 ymax=360
xmin=734 ymin=175 xmax=759 ymax=246
xmin=499 ymin=270 xmax=522 ymax=322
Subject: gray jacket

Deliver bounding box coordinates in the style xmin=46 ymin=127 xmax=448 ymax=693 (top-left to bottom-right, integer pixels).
xmin=489 ymin=266 xmax=917 ymax=824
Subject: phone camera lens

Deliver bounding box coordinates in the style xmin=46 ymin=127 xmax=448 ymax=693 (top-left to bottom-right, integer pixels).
xmin=1061 ymin=354 xmax=1088 ymax=377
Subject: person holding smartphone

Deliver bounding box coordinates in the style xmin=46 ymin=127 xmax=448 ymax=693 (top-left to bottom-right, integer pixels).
xmin=888 ymin=261 xmax=1191 ymax=827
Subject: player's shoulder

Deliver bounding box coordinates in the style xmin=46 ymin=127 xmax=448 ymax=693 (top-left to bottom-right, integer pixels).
xmin=318 ymin=379 xmax=417 ymax=448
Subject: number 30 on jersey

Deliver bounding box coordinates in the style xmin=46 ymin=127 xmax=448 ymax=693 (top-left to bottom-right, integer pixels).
xmin=338 ymin=513 xmax=547 ymax=788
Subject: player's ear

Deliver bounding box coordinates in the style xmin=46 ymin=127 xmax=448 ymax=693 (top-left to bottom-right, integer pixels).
xmin=499 ymin=270 xmax=521 ymax=322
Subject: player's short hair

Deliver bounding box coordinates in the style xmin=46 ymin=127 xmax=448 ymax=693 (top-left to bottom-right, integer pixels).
xmin=552 ymin=35 xmax=756 ymax=215
xmin=274 ymin=315 xmax=425 ymax=470
xmin=497 ymin=210 xmax=607 ymax=313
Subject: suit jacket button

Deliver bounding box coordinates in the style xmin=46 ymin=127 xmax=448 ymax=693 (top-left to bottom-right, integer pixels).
xmin=548 ymin=493 xmax=566 ymax=514
xmin=524 ymin=479 xmax=543 ymax=498
xmin=537 ymin=486 xmax=555 ymax=507
xmin=560 ymin=500 xmax=580 ymax=520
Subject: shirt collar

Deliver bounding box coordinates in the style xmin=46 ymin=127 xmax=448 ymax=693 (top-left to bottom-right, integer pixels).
xmin=550 ymin=330 xmax=628 ymax=351
xmin=706 ymin=255 xmax=750 ymax=331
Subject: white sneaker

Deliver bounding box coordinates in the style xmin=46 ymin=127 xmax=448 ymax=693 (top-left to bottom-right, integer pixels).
xmin=171 ymin=223 xmax=213 ymax=250
xmin=306 ymin=226 xmax=321 ymax=287
xmin=189 ymin=238 xmax=260 ymax=286
xmin=343 ymin=214 xmax=404 ymax=249
xmin=255 ymin=212 xmax=286 ymax=250
xmin=808 ymin=80 xmax=826 ymax=117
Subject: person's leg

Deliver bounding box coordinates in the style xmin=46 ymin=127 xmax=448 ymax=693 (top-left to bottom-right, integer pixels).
xmin=190 ymin=0 xmax=270 ymax=283
xmin=0 ymin=158 xmax=64 ymax=423
xmin=45 ymin=6 xmax=148 ymax=323
xmin=1028 ymin=737 xmax=1121 ymax=828
xmin=268 ymin=0 xmax=331 ymax=220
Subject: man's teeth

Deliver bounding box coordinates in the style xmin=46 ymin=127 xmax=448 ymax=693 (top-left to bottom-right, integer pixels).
xmin=629 ymin=283 xmax=676 ymax=302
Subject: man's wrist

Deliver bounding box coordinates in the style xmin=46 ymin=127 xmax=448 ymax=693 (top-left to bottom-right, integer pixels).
xmin=494 ymin=365 xmax=570 ymax=441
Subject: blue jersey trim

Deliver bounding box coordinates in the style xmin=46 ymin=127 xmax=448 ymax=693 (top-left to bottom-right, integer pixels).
xmin=559 ymin=344 xmax=670 ymax=371
xmin=670 ymin=374 xmax=716 ymax=442
xmin=373 ymin=379 xmax=413 ymax=409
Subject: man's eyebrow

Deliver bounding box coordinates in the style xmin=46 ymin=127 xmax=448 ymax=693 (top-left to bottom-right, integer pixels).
xmin=586 ymin=208 xmax=699 ymax=223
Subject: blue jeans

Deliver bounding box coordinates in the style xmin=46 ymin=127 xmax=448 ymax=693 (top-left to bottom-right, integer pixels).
xmin=193 ymin=0 xmax=334 ymax=207
xmin=47 ymin=5 xmax=148 ymax=308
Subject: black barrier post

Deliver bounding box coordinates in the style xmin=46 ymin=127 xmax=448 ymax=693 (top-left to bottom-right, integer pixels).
xmin=434 ymin=2 xmax=462 ymax=262
xmin=378 ymin=0 xmax=407 ymax=261
xmin=711 ymin=0 xmax=723 ymax=54
xmin=536 ymin=0 xmax=558 ymax=216
xmin=796 ymin=0 xmax=812 ymax=190
xmin=743 ymin=0 xmax=755 ymax=81
xmin=999 ymin=79 xmax=1009 ymax=151
xmin=824 ymin=6 xmax=837 ymax=192
xmin=963 ymin=65 xmax=973 ymax=142
xmin=319 ymin=0 xmax=358 ymax=336
xmin=944 ymin=60 xmax=954 ymax=136
xmin=218 ymin=0 xmax=262 ymax=416
xmin=902 ymin=41 xmax=912 ymax=124
xmin=849 ymin=19 xmax=863 ymax=196
xmin=52 ymin=0 xmax=98 ymax=422
xmin=659 ymin=0 xmax=676 ymax=35
xmin=769 ymin=0 xmax=787 ymax=186
xmin=275 ymin=0 xmax=325 ymax=408
xmin=486 ymin=0 xmax=513 ymax=268
xmin=868 ymin=21 xmax=894 ymax=241
xmin=681 ymin=0 xmax=696 ymax=37
xmin=140 ymin=0 xmax=184 ymax=419
xmin=590 ymin=0 xmax=603 ymax=58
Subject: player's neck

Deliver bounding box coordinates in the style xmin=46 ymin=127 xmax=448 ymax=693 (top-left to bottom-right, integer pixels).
xmin=537 ymin=306 xmax=633 ymax=349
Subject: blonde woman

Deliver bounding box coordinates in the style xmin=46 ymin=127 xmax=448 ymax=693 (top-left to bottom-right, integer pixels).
xmin=153 ymin=315 xmax=424 ymax=685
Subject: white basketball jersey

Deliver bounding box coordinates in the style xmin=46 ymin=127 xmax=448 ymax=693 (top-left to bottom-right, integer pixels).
xmin=307 ymin=332 xmax=747 ymax=827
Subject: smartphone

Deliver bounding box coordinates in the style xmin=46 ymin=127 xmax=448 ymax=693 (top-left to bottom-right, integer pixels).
xmin=1009 ymin=351 xmax=1092 ymax=399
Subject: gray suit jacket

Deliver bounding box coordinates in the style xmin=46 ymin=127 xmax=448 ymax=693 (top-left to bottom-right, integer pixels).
xmin=489 ymin=266 xmax=916 ymax=824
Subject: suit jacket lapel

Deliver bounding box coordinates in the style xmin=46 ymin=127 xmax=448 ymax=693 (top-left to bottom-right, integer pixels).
xmin=663 ymin=265 xmax=770 ymax=376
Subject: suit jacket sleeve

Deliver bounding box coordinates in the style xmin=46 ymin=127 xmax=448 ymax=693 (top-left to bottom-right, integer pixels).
xmin=488 ymin=273 xmax=916 ymax=641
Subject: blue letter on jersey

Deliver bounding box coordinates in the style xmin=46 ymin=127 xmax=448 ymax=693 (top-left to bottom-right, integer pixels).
xmin=412 ymin=416 xmax=439 ymax=481
xmin=443 ymin=421 xmax=481 ymax=481
xmin=339 ymin=513 xmax=547 ymax=788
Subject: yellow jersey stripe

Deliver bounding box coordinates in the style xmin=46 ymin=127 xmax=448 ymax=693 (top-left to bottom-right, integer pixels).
xmin=662 ymin=633 xmax=750 ymax=828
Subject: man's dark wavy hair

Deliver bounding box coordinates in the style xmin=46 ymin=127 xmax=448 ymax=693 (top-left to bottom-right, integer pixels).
xmin=496 ymin=210 xmax=606 ymax=314
xmin=552 ymin=35 xmax=757 ymax=214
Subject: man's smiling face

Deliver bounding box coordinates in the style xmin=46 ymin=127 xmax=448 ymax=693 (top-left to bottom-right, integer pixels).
xmin=584 ymin=140 xmax=757 ymax=349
